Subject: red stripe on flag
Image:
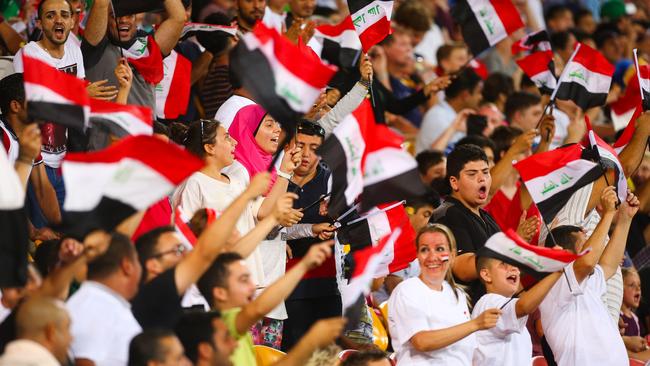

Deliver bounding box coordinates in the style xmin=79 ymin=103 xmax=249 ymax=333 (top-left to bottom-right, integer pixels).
xmin=516 ymin=51 xmax=554 ymax=77
xmin=164 ymin=53 xmax=192 ymax=119
xmin=358 ymin=16 xmax=392 ymax=53
xmin=22 ymin=55 xmax=89 ymax=107
xmin=504 ymin=229 xmax=580 ymax=264
xmin=614 ymin=107 xmax=640 ymax=150
xmin=514 ymin=144 xmax=584 ymax=180
xmin=491 ymin=0 xmax=524 ymax=34
xmin=316 ymin=16 xmax=355 ymax=37
xmin=175 ymin=208 xmax=197 ymax=247
xmin=384 ymin=204 xmax=416 ymax=273
xmin=573 ymin=43 xmax=615 ymax=77
xmin=127 ymin=36 xmax=164 ymax=85
xmin=89 ymin=99 xmax=153 ymax=126
xmin=64 ymin=135 xmax=204 ymax=184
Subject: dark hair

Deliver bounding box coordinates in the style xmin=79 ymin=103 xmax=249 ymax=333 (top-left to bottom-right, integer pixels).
xmin=445 ymin=68 xmax=481 ymax=100
xmin=574 ymin=8 xmax=593 ymax=24
xmin=197 ymin=12 xmax=234 ymax=57
xmin=153 ymin=121 xmax=170 ymax=137
xmin=594 ymin=28 xmax=619 ymax=50
xmin=87 ymin=232 xmax=137 ymax=280
xmin=545 ymin=225 xmax=582 ymax=251
xmin=489 ymin=125 xmax=522 ymax=162
xmin=135 ymin=226 xmax=176 ymax=281
xmin=406 ymin=195 xmax=437 ymax=211
xmin=37 ymin=0 xmax=73 ymax=19
xmin=571 ymin=29 xmax=594 ymax=44
xmin=33 ymin=239 xmax=62 ymax=278
xmin=475 ymin=255 xmax=497 ymax=285
xmin=184 ymin=119 xmax=221 ymax=158
xmin=341 ymin=349 xmax=390 ymax=366
xmin=550 ymin=31 xmax=573 ymax=51
xmin=456 ymin=135 xmax=497 ymax=157
xmin=504 ymin=92 xmax=541 ymax=122
xmin=128 ymin=329 xmax=176 ymax=366
xmin=482 ymin=73 xmax=514 ymax=104
xmin=393 ymin=0 xmax=432 ymax=32
xmin=197 ymin=252 xmax=244 ymax=308
xmin=436 ymin=42 xmax=467 ymax=65
xmin=446 ymin=144 xmax=488 ymax=179
xmin=544 ymin=4 xmax=571 ymax=24
xmin=169 ymin=122 xmax=189 ymax=145
xmin=0 ymin=73 xmax=25 ymax=115
xmin=188 ymin=208 xmax=211 ymax=237
xmin=175 ymin=310 xmax=222 ymax=363
xmin=416 ymin=150 xmax=445 ymax=176
xmin=296 ymin=120 xmax=325 ymax=139
xmin=519 ymin=75 xmax=536 ymax=92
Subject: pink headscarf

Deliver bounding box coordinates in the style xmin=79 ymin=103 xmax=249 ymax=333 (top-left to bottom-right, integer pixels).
xmin=228 ymin=104 xmax=277 ymax=183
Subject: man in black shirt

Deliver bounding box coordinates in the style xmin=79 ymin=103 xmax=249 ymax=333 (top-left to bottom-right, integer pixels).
xmin=432 ymin=144 xmax=500 ymax=303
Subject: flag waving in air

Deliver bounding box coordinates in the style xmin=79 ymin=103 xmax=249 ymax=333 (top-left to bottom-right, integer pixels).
xmin=155 ymin=50 xmax=192 ymax=120
xmin=583 ymin=115 xmax=627 ymax=203
xmin=308 ymin=17 xmax=363 ymax=69
xmin=231 ymin=22 xmax=337 ymax=127
xmin=179 ymin=22 xmax=238 ymax=40
xmin=23 ymin=54 xmax=89 ymax=131
xmin=61 ymin=136 xmax=204 ymax=237
xmin=553 ymin=43 xmax=614 ymax=110
xmin=89 ymin=99 xmax=153 ymax=137
xmin=481 ymin=230 xmax=590 ymax=277
xmin=634 ymin=49 xmax=650 ymax=111
xmin=347 ymin=0 xmax=393 ymax=52
xmin=512 ymin=30 xmax=556 ymax=95
xmin=514 ymin=143 xmax=603 ymax=224
xmin=452 ymin=0 xmax=524 ymax=57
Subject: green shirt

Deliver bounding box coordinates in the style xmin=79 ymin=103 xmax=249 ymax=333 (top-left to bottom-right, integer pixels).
xmin=222 ymin=307 xmax=257 ymax=366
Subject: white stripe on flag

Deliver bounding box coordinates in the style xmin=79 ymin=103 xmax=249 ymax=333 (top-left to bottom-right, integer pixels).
xmin=0 ymin=147 xmax=24 ymax=209
xmin=485 ymin=232 xmax=575 ymax=272
xmin=363 ymin=147 xmax=417 ymax=186
xmin=350 ymin=0 xmax=394 ymax=34
xmin=90 ymin=111 xmax=152 ymax=136
xmin=531 ymin=69 xmax=557 ymax=89
xmin=333 ymin=114 xmax=366 ymax=207
xmin=525 ymin=159 xmax=599 ymax=204
xmin=562 ymin=59 xmax=612 ymax=94
xmin=155 ymin=51 xmax=178 ymax=119
xmin=467 ymin=0 xmax=508 ymax=46
xmin=25 ymin=82 xmax=79 ymax=106
xmin=63 ymin=158 xmax=175 ymax=211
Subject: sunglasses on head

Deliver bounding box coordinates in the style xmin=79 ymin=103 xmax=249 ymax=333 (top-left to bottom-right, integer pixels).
xmin=297 ymin=121 xmax=325 ymax=138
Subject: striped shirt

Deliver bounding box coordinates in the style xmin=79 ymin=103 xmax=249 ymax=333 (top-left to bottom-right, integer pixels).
xmin=198 ymin=62 xmax=233 ymax=118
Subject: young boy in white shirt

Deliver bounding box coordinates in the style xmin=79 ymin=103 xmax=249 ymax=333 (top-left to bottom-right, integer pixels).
xmin=472 ymin=241 xmax=562 ymax=366
xmin=538 ymin=187 xmax=638 ymax=366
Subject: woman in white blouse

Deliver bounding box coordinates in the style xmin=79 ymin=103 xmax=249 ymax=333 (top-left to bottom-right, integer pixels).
xmin=387 ymin=224 xmax=501 ymax=366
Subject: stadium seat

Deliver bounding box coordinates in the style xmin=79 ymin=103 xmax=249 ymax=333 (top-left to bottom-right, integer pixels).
xmin=532 ymin=355 xmax=548 ymax=366
xmin=629 ymin=358 xmax=645 ymax=366
xmin=253 ymin=345 xmax=285 ymax=366
xmin=338 ymin=349 xmax=359 ymax=361
xmin=378 ymin=301 xmax=389 ymax=330
xmin=369 ymin=305 xmax=389 ymax=351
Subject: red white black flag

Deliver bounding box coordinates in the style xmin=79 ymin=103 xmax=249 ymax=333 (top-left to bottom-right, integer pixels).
xmin=123 ymin=36 xmax=164 ymax=85
xmin=308 ymin=17 xmax=363 ymax=69
xmin=61 ymin=136 xmax=203 ymax=236
xmin=23 ymin=54 xmax=89 ymax=130
xmin=512 ymin=30 xmax=556 ymax=95
xmin=89 ymin=99 xmax=153 ymax=137
xmin=179 ymin=22 xmax=238 ymax=40
xmin=155 ymin=50 xmax=192 ymax=120
xmin=452 ymin=0 xmax=524 ymax=56
xmin=346 ymin=0 xmax=393 ymax=52
xmin=583 ymin=115 xmax=627 ymax=203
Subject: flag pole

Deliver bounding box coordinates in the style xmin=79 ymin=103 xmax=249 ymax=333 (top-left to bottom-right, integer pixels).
xmin=549 ymin=43 xmax=581 ymax=103
xmin=633 ymin=49 xmax=644 ymax=105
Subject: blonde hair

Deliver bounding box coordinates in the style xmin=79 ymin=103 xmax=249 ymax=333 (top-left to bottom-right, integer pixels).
xmin=416 ymin=223 xmax=464 ymax=301
xmin=622 ymin=267 xmax=639 ymax=281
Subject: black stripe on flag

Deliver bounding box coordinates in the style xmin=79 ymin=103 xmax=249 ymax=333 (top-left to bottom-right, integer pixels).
xmin=347 ymin=0 xmax=392 ymax=16
xmin=452 ymin=0 xmax=491 ymax=57
xmin=321 ymin=38 xmax=361 ymax=69
xmin=555 ymin=82 xmax=609 ymax=111
xmin=361 ymin=169 xmax=426 ymax=213
xmin=536 ymin=164 xmax=603 ymax=224
xmin=0 ymin=208 xmax=29 ymax=287
xmin=337 ymin=219 xmax=373 ymax=251
xmin=318 ymin=136 xmax=352 ymax=218
xmin=28 ymin=101 xmax=85 ymax=131
xmin=60 ymin=197 xmax=137 ymax=239
xmin=89 ymin=116 xmax=131 ymax=138
xmin=643 ymin=89 xmax=650 ymax=111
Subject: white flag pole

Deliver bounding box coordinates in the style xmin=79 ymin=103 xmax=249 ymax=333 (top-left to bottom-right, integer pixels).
xmin=549 ymin=43 xmax=582 ymax=102
xmin=633 ymin=49 xmax=645 ymax=103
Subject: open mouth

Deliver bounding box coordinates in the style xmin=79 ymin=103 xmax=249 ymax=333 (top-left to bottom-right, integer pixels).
xmin=506 ymin=274 xmax=518 ymax=285
xmin=634 ymin=293 xmax=641 ymax=302
xmin=53 ymin=25 xmax=65 ymax=37
xmin=118 ymin=25 xmax=130 ymax=38
xmin=478 ymin=185 xmax=487 ymax=200
xmin=270 ymin=136 xmax=279 ymax=144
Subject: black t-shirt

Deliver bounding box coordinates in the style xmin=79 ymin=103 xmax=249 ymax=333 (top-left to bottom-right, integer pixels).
xmin=131 ymin=267 xmax=183 ymax=330
xmin=432 ymin=196 xmax=501 ymax=303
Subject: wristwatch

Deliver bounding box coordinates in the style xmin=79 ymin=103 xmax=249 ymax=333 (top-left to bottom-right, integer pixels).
xmin=277 ymin=170 xmax=293 ymax=180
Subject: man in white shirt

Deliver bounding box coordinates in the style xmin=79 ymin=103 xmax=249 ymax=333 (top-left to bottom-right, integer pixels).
xmin=0 ymin=296 xmax=71 ymax=366
xmin=67 ymin=233 xmax=143 ymax=366
xmin=539 ymin=187 xmax=637 ymax=366
xmin=416 ymin=69 xmax=483 ymax=154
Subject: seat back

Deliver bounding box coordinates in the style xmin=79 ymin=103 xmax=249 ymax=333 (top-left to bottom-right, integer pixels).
xmin=532 ymin=356 xmax=548 ymax=366
xmin=368 ymin=305 xmax=389 ymax=351
xmin=253 ymin=345 xmax=285 ymax=366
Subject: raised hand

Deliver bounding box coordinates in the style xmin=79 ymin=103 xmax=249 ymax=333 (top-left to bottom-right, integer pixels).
xmin=246 ymin=172 xmax=272 ymax=198
xmin=600 ymin=186 xmax=619 ymax=214
xmin=17 ymin=123 xmax=41 ymax=162
xmin=300 ymin=240 xmax=333 ymax=270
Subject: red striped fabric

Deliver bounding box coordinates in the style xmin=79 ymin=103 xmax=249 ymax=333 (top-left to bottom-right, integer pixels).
xmin=491 ymin=0 xmax=525 ymax=34
xmin=357 ymin=15 xmax=391 ymax=53
xmin=573 ymin=43 xmax=615 ymax=77
xmin=163 ymin=51 xmax=192 ymax=119
xmin=516 ymin=51 xmax=554 ymax=77
xmin=90 ymin=99 xmax=153 ymax=128
xmin=514 ymin=143 xmax=584 ymax=181
xmin=316 ymin=16 xmax=355 ymax=37
xmin=22 ymin=55 xmax=89 ymax=107
xmin=64 ymin=135 xmax=204 ymax=184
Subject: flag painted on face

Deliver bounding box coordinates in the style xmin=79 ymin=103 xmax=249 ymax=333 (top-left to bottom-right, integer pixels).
xmin=22 ymin=54 xmax=89 ymax=130
xmin=347 ymin=0 xmax=394 ymax=52
xmin=452 ymin=0 xmax=524 ymax=57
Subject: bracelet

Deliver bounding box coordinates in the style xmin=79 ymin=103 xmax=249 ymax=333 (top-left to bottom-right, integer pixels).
xmin=277 ymin=170 xmax=293 ymax=180
xmin=358 ymin=79 xmax=371 ymax=88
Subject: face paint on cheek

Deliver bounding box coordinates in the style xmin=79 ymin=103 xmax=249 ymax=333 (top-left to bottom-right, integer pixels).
xmin=441 ymin=255 xmax=450 ymax=262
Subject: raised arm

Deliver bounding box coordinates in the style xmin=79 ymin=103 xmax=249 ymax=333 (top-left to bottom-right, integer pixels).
xmin=411 ymin=308 xmax=500 ymax=351
xmin=489 ymin=128 xmax=537 ymax=196
xmin=173 ymin=173 xmax=271 ymax=295
xmin=573 ymin=186 xmax=617 ymax=284
xmin=515 ymin=271 xmax=562 ymax=317
xmin=599 ymin=190 xmax=639 ymax=279
xmin=154 ymin=0 xmax=185 ymax=56
xmin=276 ymin=318 xmax=346 ymax=366
xmin=618 ymin=112 xmax=650 ymax=177
xmin=235 ymin=241 xmax=332 ymax=334
xmin=83 ymin=0 xmax=109 ymax=46
xmin=257 ymin=146 xmax=301 ymax=221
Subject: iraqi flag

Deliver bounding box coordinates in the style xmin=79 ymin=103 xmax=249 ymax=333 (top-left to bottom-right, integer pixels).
xmin=452 ymin=0 xmax=524 ymax=57
xmin=340 ymin=227 xmax=401 ymax=330
xmin=347 ymin=0 xmax=393 ymax=52
xmin=61 ymin=135 xmax=204 ymax=237
xmin=179 ymin=22 xmax=237 ymax=41
xmin=634 ymin=49 xmax=650 ymax=111
xmin=308 ymin=17 xmax=363 ymax=69
xmin=511 ymin=30 xmax=552 ymax=55
xmin=583 ymin=115 xmax=628 ymax=203
xmin=553 ymin=43 xmax=614 ymax=110
xmin=514 ymin=143 xmax=603 ymax=224
xmin=318 ymin=100 xmax=426 ymax=217
xmin=231 ymin=22 xmax=337 ymax=126
xmin=516 ymin=51 xmax=557 ymax=95
xmin=174 ymin=206 xmax=219 ymax=249
xmin=155 ymin=50 xmax=192 ymax=120
xmin=89 ymin=99 xmax=153 ymax=137
xmin=0 ymin=146 xmax=29 ymax=287
xmin=481 ymin=230 xmax=589 ymax=277
xmin=612 ymin=107 xmax=640 ymax=154
xmin=23 ymin=55 xmax=89 ymax=130
xmin=610 ymin=71 xmax=643 ymax=132
xmin=123 ymin=36 xmax=164 ymax=85
xmin=337 ymin=201 xmax=416 ymax=274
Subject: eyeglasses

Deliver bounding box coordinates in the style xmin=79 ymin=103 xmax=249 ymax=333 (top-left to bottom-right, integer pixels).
xmin=297 ymin=121 xmax=325 ymax=138
xmin=149 ymin=244 xmax=186 ymax=259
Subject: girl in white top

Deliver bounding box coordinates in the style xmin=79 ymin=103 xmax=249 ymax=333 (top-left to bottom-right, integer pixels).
xmin=388 ymin=224 xmax=501 ymax=366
